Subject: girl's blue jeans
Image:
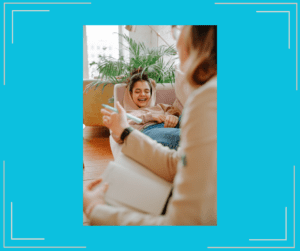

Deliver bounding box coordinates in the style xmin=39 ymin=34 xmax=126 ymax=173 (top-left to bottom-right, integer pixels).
xmin=141 ymin=116 xmax=181 ymax=150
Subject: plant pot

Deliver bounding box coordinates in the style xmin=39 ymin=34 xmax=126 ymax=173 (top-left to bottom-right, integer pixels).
xmin=83 ymin=81 xmax=114 ymax=126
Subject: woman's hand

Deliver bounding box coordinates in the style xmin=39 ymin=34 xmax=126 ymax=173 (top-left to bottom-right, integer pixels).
xmin=83 ymin=178 xmax=109 ymax=217
xmin=101 ymin=102 xmax=130 ymax=141
xmin=152 ymin=114 xmax=166 ymax=123
xmin=164 ymin=115 xmax=179 ymax=128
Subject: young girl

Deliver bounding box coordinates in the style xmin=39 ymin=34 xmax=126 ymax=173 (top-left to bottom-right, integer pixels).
xmin=118 ymin=68 xmax=181 ymax=150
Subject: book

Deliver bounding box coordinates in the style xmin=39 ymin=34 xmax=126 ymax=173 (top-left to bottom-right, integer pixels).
xmin=101 ymin=153 xmax=173 ymax=216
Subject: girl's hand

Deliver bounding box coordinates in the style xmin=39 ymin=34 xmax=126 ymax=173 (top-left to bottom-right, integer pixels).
xmin=101 ymin=102 xmax=130 ymax=140
xmin=152 ymin=114 xmax=166 ymax=123
xmin=83 ymin=178 xmax=109 ymax=217
xmin=164 ymin=115 xmax=179 ymax=128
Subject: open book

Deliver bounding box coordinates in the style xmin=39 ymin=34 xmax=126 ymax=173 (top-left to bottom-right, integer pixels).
xmin=101 ymin=153 xmax=173 ymax=216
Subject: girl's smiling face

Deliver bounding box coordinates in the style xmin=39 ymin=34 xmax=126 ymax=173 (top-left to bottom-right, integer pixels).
xmin=131 ymin=80 xmax=151 ymax=108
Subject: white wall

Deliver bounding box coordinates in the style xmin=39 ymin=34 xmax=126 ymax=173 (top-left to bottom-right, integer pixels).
xmin=150 ymin=26 xmax=177 ymax=66
xmin=129 ymin=25 xmax=175 ymax=49
xmin=150 ymin=25 xmax=175 ymax=48
xmin=129 ymin=25 xmax=177 ymax=65
xmin=129 ymin=26 xmax=152 ymax=48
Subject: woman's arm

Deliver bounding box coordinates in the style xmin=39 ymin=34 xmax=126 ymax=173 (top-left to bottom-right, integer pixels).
xmin=122 ymin=130 xmax=180 ymax=183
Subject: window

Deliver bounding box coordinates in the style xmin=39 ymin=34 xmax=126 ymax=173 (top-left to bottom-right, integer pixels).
xmin=83 ymin=25 xmax=129 ymax=79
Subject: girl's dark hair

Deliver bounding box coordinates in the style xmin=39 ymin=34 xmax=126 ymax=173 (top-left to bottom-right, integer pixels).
xmin=128 ymin=68 xmax=154 ymax=94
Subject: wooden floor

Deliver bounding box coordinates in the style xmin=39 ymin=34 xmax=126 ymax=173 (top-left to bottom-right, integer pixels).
xmin=83 ymin=126 xmax=113 ymax=225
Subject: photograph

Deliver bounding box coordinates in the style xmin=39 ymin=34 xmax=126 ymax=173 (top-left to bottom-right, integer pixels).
xmin=83 ymin=25 xmax=217 ymax=225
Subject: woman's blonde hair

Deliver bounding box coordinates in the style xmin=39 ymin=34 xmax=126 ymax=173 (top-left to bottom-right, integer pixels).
xmin=183 ymin=25 xmax=217 ymax=86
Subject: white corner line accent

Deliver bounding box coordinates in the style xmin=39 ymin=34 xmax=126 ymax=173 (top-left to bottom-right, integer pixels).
xmin=5 ymin=2 xmax=91 ymax=4
xmin=3 ymin=161 xmax=86 ymax=248
xmin=11 ymin=202 xmax=45 ymax=241
xmin=249 ymin=207 xmax=287 ymax=241
xmin=207 ymin=166 xmax=296 ymax=249
xmin=3 ymin=2 xmax=91 ymax=86
xmin=256 ymin=11 xmax=290 ymax=49
xmin=215 ymin=3 xmax=297 ymax=91
xmin=12 ymin=10 xmax=50 ymax=44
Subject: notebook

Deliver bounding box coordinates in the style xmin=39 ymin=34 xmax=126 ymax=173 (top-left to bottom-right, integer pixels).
xmin=101 ymin=153 xmax=172 ymax=216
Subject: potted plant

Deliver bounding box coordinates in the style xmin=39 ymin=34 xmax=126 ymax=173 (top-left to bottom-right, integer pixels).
xmin=84 ymin=34 xmax=178 ymax=99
